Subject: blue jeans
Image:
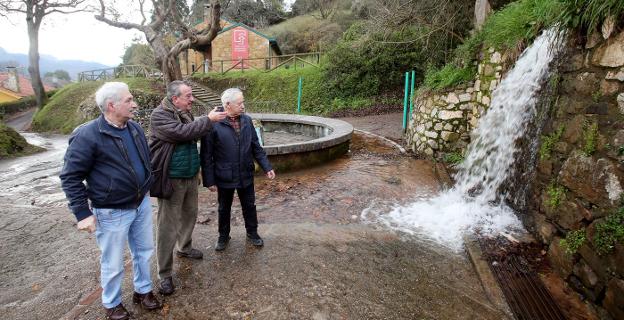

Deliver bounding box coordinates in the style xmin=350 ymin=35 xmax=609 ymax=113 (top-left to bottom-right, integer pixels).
xmin=93 ymin=195 xmax=154 ymax=308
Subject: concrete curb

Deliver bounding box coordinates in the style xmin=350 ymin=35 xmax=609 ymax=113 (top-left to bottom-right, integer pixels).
xmin=464 ymin=234 xmax=515 ymax=320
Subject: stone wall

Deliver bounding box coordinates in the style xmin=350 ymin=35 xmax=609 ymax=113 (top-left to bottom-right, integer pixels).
xmin=405 ymin=48 xmax=504 ymax=156
xmin=527 ymin=29 xmax=624 ymax=319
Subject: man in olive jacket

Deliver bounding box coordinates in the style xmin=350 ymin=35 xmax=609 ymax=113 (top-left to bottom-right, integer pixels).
xmin=149 ymin=80 xmax=226 ymax=295
xmin=200 ymin=88 xmax=275 ymax=252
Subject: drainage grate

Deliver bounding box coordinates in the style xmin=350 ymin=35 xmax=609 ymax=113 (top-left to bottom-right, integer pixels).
xmin=479 ymin=238 xmax=566 ymax=320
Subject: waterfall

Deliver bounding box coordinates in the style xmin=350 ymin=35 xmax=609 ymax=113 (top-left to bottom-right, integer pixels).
xmin=362 ymin=29 xmax=565 ymax=251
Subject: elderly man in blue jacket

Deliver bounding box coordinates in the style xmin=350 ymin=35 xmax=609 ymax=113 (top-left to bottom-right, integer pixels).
xmin=60 ymin=82 xmax=161 ymax=320
xmin=200 ymin=88 xmax=275 ymax=251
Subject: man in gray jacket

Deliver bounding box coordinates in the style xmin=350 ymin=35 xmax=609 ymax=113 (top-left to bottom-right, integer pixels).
xmin=149 ymin=80 xmax=226 ymax=295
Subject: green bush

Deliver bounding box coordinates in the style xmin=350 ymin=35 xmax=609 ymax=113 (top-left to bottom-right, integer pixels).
xmin=539 ymin=125 xmax=565 ymax=160
xmin=324 ymin=23 xmax=449 ymax=98
xmin=0 ymin=123 xmax=44 ymax=159
xmin=443 ymin=152 xmax=465 ymax=165
xmin=560 ymin=228 xmax=586 ymax=255
xmin=546 ymin=182 xmax=566 ymax=209
xmin=593 ymin=207 xmax=624 ymax=256
xmin=556 ymin=0 xmax=624 ymax=33
xmin=423 ymin=64 xmax=476 ymax=91
xmin=31 ymin=78 xmax=163 ymax=133
xmin=582 ymin=121 xmax=598 ymax=156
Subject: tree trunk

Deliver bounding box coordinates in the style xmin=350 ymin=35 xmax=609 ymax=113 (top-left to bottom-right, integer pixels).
xmin=474 ymin=0 xmax=491 ymax=30
xmin=26 ymin=17 xmax=47 ymax=108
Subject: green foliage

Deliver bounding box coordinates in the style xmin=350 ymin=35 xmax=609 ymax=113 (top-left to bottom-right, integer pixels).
xmin=261 ymin=14 xmax=345 ymax=53
xmin=546 ymin=182 xmax=566 ymax=209
xmin=0 ymin=123 xmax=44 ymax=159
xmin=591 ymin=90 xmax=602 ymax=102
xmin=122 ymin=43 xmax=156 ymax=68
xmin=44 ymin=69 xmax=71 ymax=81
xmin=423 ymin=64 xmax=476 ymax=91
xmin=31 ymin=78 xmax=162 ymax=133
xmin=422 ymin=0 xmax=563 ymax=91
xmin=480 ymin=0 xmax=561 ymax=50
xmin=582 ymin=121 xmax=598 ymax=156
xmin=443 ymin=152 xmax=464 ymax=165
xmin=560 ymin=229 xmax=586 ymax=255
xmin=539 ymin=125 xmax=565 ymax=160
xmin=593 ymin=207 xmax=624 ymax=255
xmin=556 ymin=0 xmax=624 ymax=32
xmin=324 ymin=23 xmax=447 ymax=98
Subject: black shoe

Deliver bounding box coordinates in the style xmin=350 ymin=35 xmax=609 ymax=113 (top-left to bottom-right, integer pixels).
xmin=176 ymin=248 xmax=203 ymax=259
xmin=132 ymin=291 xmax=162 ymax=310
xmin=247 ymin=233 xmax=264 ymax=247
xmin=215 ymin=236 xmax=231 ymax=251
xmin=105 ymin=303 xmax=130 ymax=320
xmin=158 ymin=277 xmax=175 ymax=295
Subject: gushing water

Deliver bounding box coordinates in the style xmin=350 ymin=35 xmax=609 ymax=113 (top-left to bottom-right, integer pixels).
xmin=362 ymin=29 xmax=564 ymax=251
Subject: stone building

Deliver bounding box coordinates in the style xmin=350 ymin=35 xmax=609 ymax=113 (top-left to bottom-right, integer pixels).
xmin=179 ymin=18 xmax=281 ymax=75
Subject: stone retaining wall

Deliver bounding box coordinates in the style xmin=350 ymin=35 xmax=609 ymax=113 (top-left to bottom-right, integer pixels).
xmin=527 ymin=29 xmax=624 ymax=319
xmin=405 ymin=48 xmax=504 ymax=156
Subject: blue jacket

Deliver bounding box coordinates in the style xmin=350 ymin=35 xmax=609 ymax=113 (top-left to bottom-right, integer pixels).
xmin=60 ymin=115 xmax=153 ymax=221
xmin=200 ymin=114 xmax=272 ymax=189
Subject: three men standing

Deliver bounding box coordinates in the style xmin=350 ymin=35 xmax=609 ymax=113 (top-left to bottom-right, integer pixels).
xmin=60 ymin=82 xmax=161 ymax=320
xmin=149 ymin=80 xmax=227 ymax=295
xmin=201 ymin=88 xmax=275 ymax=251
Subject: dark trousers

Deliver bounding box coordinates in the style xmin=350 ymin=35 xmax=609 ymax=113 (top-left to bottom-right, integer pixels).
xmin=217 ymin=183 xmax=258 ymax=237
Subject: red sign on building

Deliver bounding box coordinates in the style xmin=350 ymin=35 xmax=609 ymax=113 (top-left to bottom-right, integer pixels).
xmin=231 ymin=27 xmax=249 ymax=68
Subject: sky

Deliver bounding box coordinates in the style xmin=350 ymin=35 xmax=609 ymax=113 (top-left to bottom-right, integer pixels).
xmin=0 ymin=0 xmax=296 ymax=67
xmin=1 ymin=8 xmax=145 ymax=67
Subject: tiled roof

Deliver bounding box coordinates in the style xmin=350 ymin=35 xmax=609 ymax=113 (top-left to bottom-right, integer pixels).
xmin=0 ymin=72 xmax=53 ymax=97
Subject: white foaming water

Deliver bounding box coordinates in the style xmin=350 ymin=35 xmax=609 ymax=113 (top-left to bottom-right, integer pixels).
xmin=362 ymin=29 xmax=564 ymax=251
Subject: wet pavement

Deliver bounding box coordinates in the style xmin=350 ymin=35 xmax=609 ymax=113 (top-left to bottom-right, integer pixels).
xmin=0 ymin=114 xmax=506 ymax=319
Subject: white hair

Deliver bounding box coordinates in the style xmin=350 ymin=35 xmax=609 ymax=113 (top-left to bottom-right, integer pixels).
xmin=221 ymin=88 xmax=243 ymax=106
xmin=95 ymin=82 xmax=129 ymax=113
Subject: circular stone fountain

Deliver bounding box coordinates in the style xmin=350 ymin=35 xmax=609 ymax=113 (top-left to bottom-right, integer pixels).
xmin=249 ymin=113 xmax=353 ymax=172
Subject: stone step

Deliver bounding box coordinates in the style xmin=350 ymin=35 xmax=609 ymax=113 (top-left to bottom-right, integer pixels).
xmin=186 ymin=80 xmax=222 ymax=107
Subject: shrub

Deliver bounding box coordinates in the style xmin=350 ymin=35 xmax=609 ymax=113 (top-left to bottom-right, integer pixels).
xmin=593 ymin=207 xmax=624 ymax=256
xmin=582 ymin=121 xmax=598 ymax=156
xmin=556 ymin=0 xmax=624 ymax=33
xmin=443 ymin=152 xmax=465 ymax=165
xmin=546 ymin=182 xmax=565 ymax=209
xmin=560 ymin=229 xmax=586 ymax=255
xmin=539 ymin=125 xmax=565 ymax=160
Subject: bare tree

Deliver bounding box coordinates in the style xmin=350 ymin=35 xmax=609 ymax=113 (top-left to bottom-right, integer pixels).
xmin=95 ymin=0 xmax=221 ymax=83
xmin=0 ymin=0 xmax=87 ymax=109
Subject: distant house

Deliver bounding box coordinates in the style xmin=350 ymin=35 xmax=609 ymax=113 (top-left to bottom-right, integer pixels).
xmin=179 ymin=18 xmax=281 ymax=75
xmin=0 ymin=67 xmax=53 ymax=103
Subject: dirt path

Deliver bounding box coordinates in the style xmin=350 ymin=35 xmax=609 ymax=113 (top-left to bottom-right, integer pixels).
xmin=0 ymin=115 xmax=507 ymax=320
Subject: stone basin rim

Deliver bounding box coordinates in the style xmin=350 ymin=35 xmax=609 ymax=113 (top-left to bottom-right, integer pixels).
xmin=249 ymin=113 xmax=354 ymax=156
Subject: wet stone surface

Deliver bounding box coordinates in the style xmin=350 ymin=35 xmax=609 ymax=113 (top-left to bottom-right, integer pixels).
xmin=0 ymin=123 xmax=504 ymax=319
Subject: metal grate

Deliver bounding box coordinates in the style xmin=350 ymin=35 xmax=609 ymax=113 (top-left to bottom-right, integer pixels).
xmin=480 ymin=239 xmax=566 ymax=320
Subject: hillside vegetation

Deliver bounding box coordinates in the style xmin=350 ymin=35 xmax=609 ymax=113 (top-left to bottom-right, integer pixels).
xmin=31 ymin=78 xmax=164 ymax=133
xmin=0 ymin=123 xmax=44 ymax=159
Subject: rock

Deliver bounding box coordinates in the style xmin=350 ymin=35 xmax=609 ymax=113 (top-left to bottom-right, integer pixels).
xmin=490 ymin=80 xmax=498 ymax=91
xmin=434 ymin=122 xmax=443 ymax=131
xmin=586 ymin=30 xmax=602 ymax=49
xmin=615 ymin=244 xmax=624 ymax=278
xmin=427 ymin=139 xmax=438 ymax=149
xmin=538 ymin=159 xmax=552 ymax=176
xmin=556 ymin=199 xmax=592 ymax=230
xmin=548 ymin=238 xmax=575 ymax=278
xmin=560 ymin=153 xmax=624 ymax=206
xmin=565 ymin=72 xmax=601 ymax=96
xmin=591 ymin=30 xmax=624 ymax=67
xmin=599 ymin=80 xmax=620 ymax=96
xmin=562 ymin=115 xmax=586 ymax=144
xmin=447 ymin=92 xmax=459 ymax=104
xmin=559 ymin=95 xmax=586 ymax=114
xmin=604 ymin=278 xmax=624 ymax=320
xmin=459 ymin=93 xmax=471 ymax=102
xmin=578 ymin=238 xmax=612 ymax=279
xmin=482 ymin=96 xmax=490 ymax=106
xmin=605 ymin=68 xmax=624 ymax=81
xmin=553 ymin=141 xmax=571 ymax=154
xmin=438 ymin=110 xmax=463 ymax=120
xmin=585 ymin=102 xmax=609 ymax=115
xmin=618 ymin=93 xmax=624 ymax=114
xmin=424 ymin=148 xmax=433 ymax=156
xmin=601 ymin=15 xmax=616 ymax=40
xmin=490 ymin=51 xmax=502 ymax=64
xmin=533 ymin=213 xmax=556 ymax=243
xmin=424 ymin=131 xmax=438 ymax=138
xmin=573 ymin=260 xmax=600 ymax=289
xmin=441 ymin=131 xmax=459 ymax=142
xmin=474 ymin=80 xmax=481 ymax=91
